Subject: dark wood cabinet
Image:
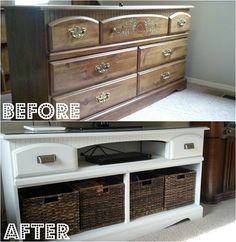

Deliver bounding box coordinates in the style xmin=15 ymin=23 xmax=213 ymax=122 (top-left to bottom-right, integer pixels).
xmin=5 ymin=5 xmax=193 ymax=120
xmin=191 ymin=122 xmax=235 ymax=203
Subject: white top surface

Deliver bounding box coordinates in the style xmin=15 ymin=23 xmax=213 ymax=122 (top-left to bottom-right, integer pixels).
xmin=6 ymin=5 xmax=194 ymax=10
xmin=0 ymin=127 xmax=208 ymax=140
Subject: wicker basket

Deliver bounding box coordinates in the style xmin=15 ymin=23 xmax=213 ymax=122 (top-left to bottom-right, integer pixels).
xmin=19 ymin=183 xmax=80 ymax=240
xmin=130 ymin=171 xmax=164 ymax=219
xmin=163 ymin=168 xmax=196 ymax=210
xmin=72 ymin=176 xmax=124 ymax=231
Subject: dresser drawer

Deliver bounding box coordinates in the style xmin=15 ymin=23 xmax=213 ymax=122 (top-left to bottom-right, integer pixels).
xmin=52 ymin=74 xmax=137 ymax=119
xmin=48 ymin=16 xmax=99 ymax=52
xmin=50 ymin=47 xmax=137 ymax=95
xmin=138 ymin=60 xmax=185 ymax=95
xmin=12 ymin=143 xmax=78 ymax=178
xmin=168 ymin=135 xmax=203 ymax=159
xmin=101 ymin=14 xmax=168 ymax=44
xmin=169 ymin=12 xmax=191 ymax=34
xmin=139 ymin=39 xmax=187 ymax=71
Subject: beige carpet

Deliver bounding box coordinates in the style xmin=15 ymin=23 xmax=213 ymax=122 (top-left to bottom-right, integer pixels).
xmin=1 ymin=83 xmax=235 ymax=121
xmin=133 ymin=198 xmax=235 ymax=241
xmin=121 ymin=83 xmax=235 ymax=121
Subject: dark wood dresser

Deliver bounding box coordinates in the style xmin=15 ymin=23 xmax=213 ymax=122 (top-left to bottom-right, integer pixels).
xmin=191 ymin=122 xmax=235 ymax=204
xmin=5 ymin=5 xmax=193 ymax=120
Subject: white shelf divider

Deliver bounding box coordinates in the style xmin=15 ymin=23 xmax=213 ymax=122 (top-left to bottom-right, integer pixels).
xmin=124 ymin=173 xmax=130 ymax=224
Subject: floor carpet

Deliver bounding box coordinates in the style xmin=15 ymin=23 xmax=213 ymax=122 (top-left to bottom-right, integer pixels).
xmin=1 ymin=83 xmax=235 ymax=121
xmin=133 ymin=198 xmax=235 ymax=241
xmin=121 ymin=84 xmax=235 ymax=121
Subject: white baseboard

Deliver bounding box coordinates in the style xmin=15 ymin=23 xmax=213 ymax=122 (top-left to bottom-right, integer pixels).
xmin=187 ymin=77 xmax=235 ymax=94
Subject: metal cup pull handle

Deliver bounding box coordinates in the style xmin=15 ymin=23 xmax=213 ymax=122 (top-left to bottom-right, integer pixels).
xmin=184 ymin=143 xmax=195 ymax=150
xmin=37 ymin=154 xmax=56 ymax=164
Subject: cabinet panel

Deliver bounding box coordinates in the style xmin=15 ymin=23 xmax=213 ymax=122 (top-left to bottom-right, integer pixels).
xmin=12 ymin=143 xmax=78 ymax=178
xmin=139 ymin=38 xmax=187 ymax=71
xmin=169 ymin=12 xmax=191 ymax=34
xmin=50 ymin=47 xmax=137 ymax=95
xmin=52 ymin=74 xmax=137 ymax=119
xmin=48 ymin=16 xmax=99 ymax=52
xmin=101 ymin=14 xmax=168 ymax=44
xmin=138 ymin=60 xmax=185 ymax=94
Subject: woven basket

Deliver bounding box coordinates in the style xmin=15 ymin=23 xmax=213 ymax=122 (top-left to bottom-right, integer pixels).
xmin=19 ymin=183 xmax=80 ymax=240
xmin=130 ymin=171 xmax=164 ymax=219
xmin=72 ymin=176 xmax=124 ymax=231
xmin=163 ymin=168 xmax=196 ymax=210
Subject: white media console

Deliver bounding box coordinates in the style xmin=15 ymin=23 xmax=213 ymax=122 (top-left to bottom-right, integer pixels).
xmin=1 ymin=127 xmax=208 ymax=241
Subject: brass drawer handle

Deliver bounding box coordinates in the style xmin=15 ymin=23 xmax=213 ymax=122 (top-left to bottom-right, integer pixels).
xmin=95 ymin=62 xmax=110 ymax=73
xmin=96 ymin=92 xmax=110 ymax=103
xmin=112 ymin=27 xmax=122 ymax=34
xmin=161 ymin=72 xmax=171 ymax=80
xmin=37 ymin=154 xmax=56 ymax=164
xmin=178 ymin=18 xmax=187 ymax=27
xmin=68 ymin=26 xmax=87 ymax=39
xmin=162 ymin=48 xmax=172 ymax=57
xmin=184 ymin=143 xmax=195 ymax=150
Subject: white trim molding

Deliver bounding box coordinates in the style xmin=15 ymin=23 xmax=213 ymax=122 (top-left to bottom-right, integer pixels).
xmin=187 ymin=77 xmax=235 ymax=95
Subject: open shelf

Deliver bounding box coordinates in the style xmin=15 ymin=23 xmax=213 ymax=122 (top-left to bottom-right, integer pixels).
xmin=15 ymin=156 xmax=203 ymax=188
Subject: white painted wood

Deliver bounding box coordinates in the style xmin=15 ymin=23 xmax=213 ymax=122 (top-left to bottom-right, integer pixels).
xmin=142 ymin=141 xmax=166 ymax=157
xmin=182 ymin=163 xmax=202 ymax=206
xmin=168 ymin=134 xmax=203 ymax=159
xmin=1 ymin=140 xmax=21 ymax=228
xmin=12 ymin=143 xmax=78 ymax=178
xmin=23 ymin=125 xmax=66 ymax=131
xmin=69 ymin=204 xmax=203 ymax=241
xmin=38 ymin=5 xmax=194 ymax=11
xmin=15 ymin=156 xmax=203 ymax=188
xmin=0 ymin=127 xmax=208 ymax=141
xmin=124 ymin=173 xmax=130 ymax=223
xmin=0 ymin=127 xmax=207 ymax=241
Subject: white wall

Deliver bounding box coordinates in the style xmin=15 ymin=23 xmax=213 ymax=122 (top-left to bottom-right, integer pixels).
xmin=100 ymin=0 xmax=235 ymax=89
xmin=185 ymin=1 xmax=235 ymax=88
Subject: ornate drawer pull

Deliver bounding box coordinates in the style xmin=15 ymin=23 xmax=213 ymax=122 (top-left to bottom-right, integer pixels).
xmin=37 ymin=154 xmax=56 ymax=164
xmin=162 ymin=48 xmax=172 ymax=57
xmin=95 ymin=62 xmax=110 ymax=73
xmin=112 ymin=27 xmax=122 ymax=34
xmin=68 ymin=26 xmax=87 ymax=39
xmin=161 ymin=72 xmax=171 ymax=80
xmin=178 ymin=18 xmax=187 ymax=27
xmin=96 ymin=92 xmax=110 ymax=103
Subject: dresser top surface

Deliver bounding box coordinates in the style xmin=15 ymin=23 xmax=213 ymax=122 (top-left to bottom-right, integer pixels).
xmin=0 ymin=127 xmax=208 ymax=140
xmin=5 ymin=5 xmax=194 ymax=11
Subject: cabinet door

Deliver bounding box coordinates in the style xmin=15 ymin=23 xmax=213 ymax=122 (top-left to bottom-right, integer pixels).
xmin=138 ymin=60 xmax=185 ymax=95
xmin=52 ymin=74 xmax=137 ymax=119
xmin=169 ymin=12 xmax=191 ymax=34
xmin=101 ymin=14 xmax=168 ymax=44
xmin=48 ymin=16 xmax=99 ymax=51
xmin=139 ymin=38 xmax=187 ymax=71
xmin=50 ymin=47 xmax=137 ymax=95
xmin=12 ymin=143 xmax=78 ymax=178
xmin=168 ymin=134 xmax=203 ymax=159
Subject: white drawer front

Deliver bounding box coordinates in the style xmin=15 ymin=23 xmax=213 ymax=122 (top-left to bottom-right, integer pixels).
xmin=168 ymin=134 xmax=203 ymax=159
xmin=12 ymin=143 xmax=78 ymax=178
